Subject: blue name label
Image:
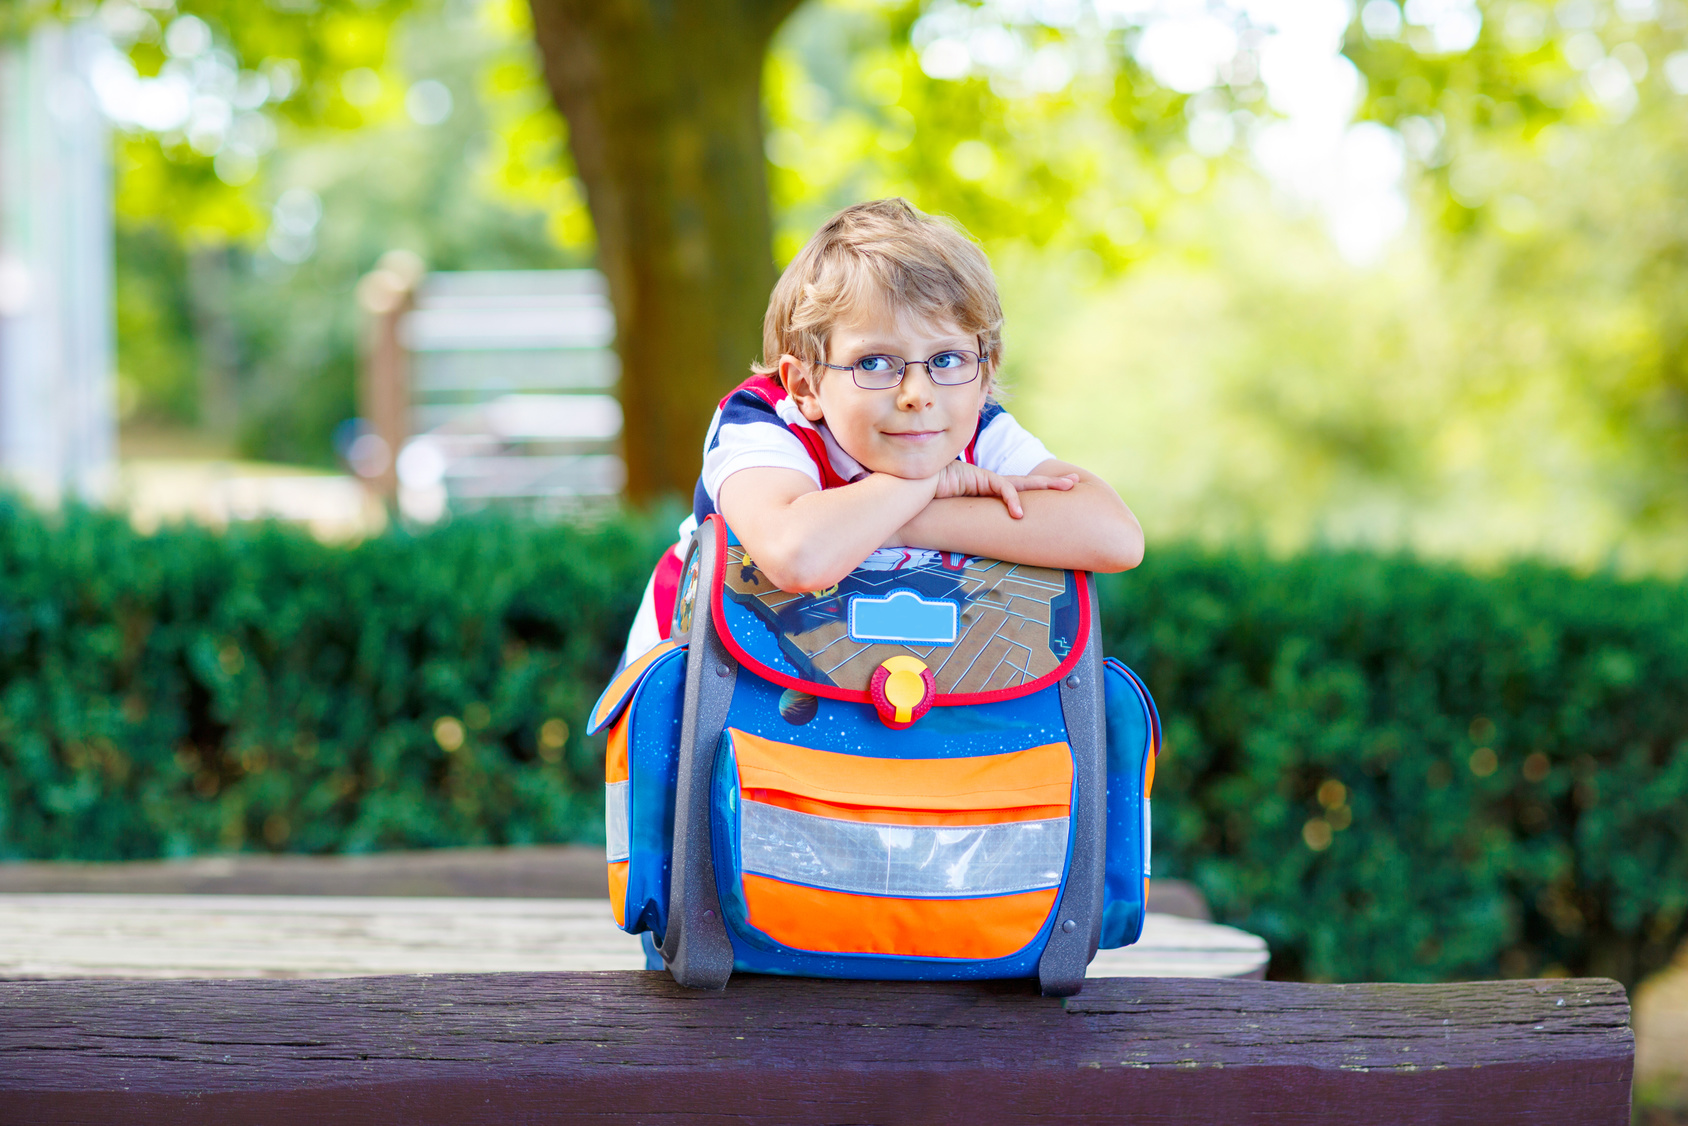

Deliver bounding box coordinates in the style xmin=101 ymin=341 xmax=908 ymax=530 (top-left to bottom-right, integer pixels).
xmin=846 ymin=589 xmax=959 ymax=646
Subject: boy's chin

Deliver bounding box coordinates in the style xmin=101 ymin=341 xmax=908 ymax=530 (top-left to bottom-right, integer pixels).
xmin=861 ymin=454 xmax=963 ymax=481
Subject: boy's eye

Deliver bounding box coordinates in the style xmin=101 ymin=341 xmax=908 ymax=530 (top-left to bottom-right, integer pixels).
xmin=930 ymin=351 xmax=969 ymax=370
xmin=856 ymin=355 xmax=899 ymax=374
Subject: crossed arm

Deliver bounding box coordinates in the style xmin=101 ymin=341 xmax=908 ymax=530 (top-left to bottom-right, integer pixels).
xmin=717 ymin=459 xmax=1143 ymax=593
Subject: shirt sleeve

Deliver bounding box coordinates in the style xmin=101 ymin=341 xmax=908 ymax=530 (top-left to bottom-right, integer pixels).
xmin=971 ymin=405 xmax=1057 ymax=477
xmin=699 ymin=392 xmax=823 ymax=506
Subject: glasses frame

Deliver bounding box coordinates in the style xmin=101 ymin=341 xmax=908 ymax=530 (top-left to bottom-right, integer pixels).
xmin=814 ymin=348 xmax=990 ymax=391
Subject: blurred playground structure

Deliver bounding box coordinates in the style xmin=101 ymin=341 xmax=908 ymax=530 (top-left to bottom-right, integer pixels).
xmin=119 ymin=262 xmax=627 ymax=537
xmin=354 ymin=257 xmax=624 ymax=525
xmin=0 ymin=20 xmax=622 ymax=537
xmin=0 ymin=22 xmax=364 ymax=535
xmin=0 ymin=23 xmax=115 ymax=509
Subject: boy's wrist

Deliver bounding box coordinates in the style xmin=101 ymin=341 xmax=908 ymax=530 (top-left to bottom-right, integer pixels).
xmin=890 ymin=504 xmax=929 ymax=548
xmin=868 ymin=468 xmax=941 ymax=498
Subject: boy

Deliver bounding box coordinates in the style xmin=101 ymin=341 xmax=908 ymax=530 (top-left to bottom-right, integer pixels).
xmin=623 ymin=198 xmax=1141 ymax=663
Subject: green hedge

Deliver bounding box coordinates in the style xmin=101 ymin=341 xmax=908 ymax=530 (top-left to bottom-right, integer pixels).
xmin=1097 ymin=556 xmax=1688 ymax=988
xmin=0 ymin=499 xmax=669 ymax=859
xmin=2 ymin=499 xmax=1686 ymax=988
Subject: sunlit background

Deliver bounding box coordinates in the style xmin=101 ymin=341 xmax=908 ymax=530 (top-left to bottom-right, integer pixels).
xmin=8 ymin=5 xmax=1688 ymax=1085
xmin=4 ymin=0 xmax=1688 ymax=571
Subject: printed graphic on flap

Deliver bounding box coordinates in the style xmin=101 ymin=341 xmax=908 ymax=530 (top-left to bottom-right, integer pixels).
xmin=719 ymin=543 xmax=1083 ymax=697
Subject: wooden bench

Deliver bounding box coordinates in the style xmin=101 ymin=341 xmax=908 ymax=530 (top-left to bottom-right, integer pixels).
xmin=0 ymin=894 xmax=1267 ymax=980
xmin=0 ymin=971 xmax=1631 ymax=1124
xmin=0 ymin=845 xmax=1212 ymax=919
xmin=0 ymin=846 xmax=1261 ymax=980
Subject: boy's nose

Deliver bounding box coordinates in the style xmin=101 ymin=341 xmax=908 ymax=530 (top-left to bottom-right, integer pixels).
xmin=896 ymin=364 xmax=937 ymax=408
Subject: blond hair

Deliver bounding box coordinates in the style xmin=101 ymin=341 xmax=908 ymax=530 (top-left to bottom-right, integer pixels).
xmin=755 ymin=199 xmax=1003 ymax=392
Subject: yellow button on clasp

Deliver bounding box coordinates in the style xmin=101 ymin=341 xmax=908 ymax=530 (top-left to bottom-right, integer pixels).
xmin=871 ymin=655 xmax=935 ymax=729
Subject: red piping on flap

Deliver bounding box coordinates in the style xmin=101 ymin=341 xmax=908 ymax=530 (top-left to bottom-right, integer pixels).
xmin=706 ymin=516 xmax=1092 ymax=707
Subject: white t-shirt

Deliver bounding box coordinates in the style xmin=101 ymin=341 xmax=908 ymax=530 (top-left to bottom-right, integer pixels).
xmin=621 ymin=373 xmax=1056 ymax=664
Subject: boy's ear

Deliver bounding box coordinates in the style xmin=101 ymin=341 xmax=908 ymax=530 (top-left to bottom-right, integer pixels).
xmin=779 ymin=355 xmax=827 ymax=422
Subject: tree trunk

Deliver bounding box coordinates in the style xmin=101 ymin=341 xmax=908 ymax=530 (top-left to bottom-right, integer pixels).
xmin=526 ymin=0 xmax=802 ymax=502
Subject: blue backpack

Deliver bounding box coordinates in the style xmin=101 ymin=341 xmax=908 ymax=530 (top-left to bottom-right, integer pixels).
xmin=587 ymin=515 xmax=1161 ymax=996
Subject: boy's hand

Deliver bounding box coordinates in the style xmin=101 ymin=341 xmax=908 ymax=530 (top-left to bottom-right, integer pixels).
xmin=931 ymin=462 xmax=1079 ymax=519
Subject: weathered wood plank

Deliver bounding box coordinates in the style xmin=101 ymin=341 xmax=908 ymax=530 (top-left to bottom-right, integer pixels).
xmin=0 ymin=846 xmax=614 ymax=899
xmin=0 ymin=848 xmax=1216 ymax=919
xmin=0 ymin=972 xmax=1632 ymax=1125
xmin=0 ymin=896 xmax=1268 ymax=980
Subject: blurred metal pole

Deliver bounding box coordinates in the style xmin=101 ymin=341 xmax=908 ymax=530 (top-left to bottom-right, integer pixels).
xmin=355 ymin=251 xmax=425 ymax=505
xmin=0 ymin=21 xmax=116 ymax=506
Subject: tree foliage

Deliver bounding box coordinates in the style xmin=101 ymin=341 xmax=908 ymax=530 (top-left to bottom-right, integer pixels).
xmin=67 ymin=0 xmax=1688 ymax=561
xmin=86 ymin=0 xmax=418 ymax=236
xmin=764 ymin=2 xmax=1203 ymax=270
xmin=103 ymin=0 xmax=582 ymax=455
xmin=1344 ymin=0 xmax=1688 ymax=553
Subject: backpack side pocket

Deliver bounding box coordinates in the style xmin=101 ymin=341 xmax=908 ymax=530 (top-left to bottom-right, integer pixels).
xmin=595 ymin=643 xmax=687 ymax=940
xmin=1100 ymin=658 xmax=1162 ymax=949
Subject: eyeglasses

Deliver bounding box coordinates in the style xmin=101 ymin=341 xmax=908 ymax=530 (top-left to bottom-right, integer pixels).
xmin=815 ymin=349 xmax=987 ymax=391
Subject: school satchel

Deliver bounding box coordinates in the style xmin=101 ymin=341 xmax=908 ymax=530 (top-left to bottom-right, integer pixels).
xmin=586 ymin=514 xmax=1161 ymax=996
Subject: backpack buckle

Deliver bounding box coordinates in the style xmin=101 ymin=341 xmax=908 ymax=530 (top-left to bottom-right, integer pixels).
xmin=870 ymin=656 xmax=935 ymax=729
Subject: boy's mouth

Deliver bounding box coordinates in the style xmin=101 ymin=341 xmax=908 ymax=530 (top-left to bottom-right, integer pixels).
xmin=883 ymin=429 xmax=945 ymax=441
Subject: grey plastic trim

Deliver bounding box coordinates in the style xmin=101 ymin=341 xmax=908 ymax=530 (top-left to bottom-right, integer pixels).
xmin=660 ymin=520 xmax=737 ymax=990
xmin=1037 ymin=575 xmax=1106 ymax=997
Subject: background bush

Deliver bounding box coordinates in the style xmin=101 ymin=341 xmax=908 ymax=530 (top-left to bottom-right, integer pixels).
xmin=0 ymin=499 xmax=668 ymax=859
xmin=3 ymin=500 xmax=1685 ymax=988
xmin=1098 ymin=556 xmax=1688 ymax=989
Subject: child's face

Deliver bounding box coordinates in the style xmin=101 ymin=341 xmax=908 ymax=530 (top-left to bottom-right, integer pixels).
xmin=781 ymin=307 xmax=989 ymax=481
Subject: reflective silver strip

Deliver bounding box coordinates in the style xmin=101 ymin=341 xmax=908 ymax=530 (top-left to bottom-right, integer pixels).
xmin=1143 ymin=799 xmax=1152 ymax=878
xmin=740 ymin=801 xmax=1067 ymax=898
xmin=605 ymin=780 xmax=631 ymax=863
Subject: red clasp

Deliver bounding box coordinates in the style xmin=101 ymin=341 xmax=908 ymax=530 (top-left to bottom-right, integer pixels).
xmin=870 ymin=656 xmax=935 ymax=730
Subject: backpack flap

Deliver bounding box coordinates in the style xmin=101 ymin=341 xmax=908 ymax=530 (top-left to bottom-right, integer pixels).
xmin=1099 ymin=657 xmax=1162 ymax=949
xmin=703 ymin=517 xmax=1092 ymax=724
xmin=598 ymin=640 xmax=687 ymax=939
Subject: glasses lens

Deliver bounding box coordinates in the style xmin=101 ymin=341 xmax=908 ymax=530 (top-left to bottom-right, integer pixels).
xmin=853 ymin=355 xmax=904 ymax=389
xmin=927 ymin=350 xmax=980 ymax=385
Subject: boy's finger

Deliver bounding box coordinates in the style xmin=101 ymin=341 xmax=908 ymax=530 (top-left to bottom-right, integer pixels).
xmin=1000 ymin=479 xmax=1023 ymax=519
xmin=1008 ymin=474 xmax=1076 ymax=491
